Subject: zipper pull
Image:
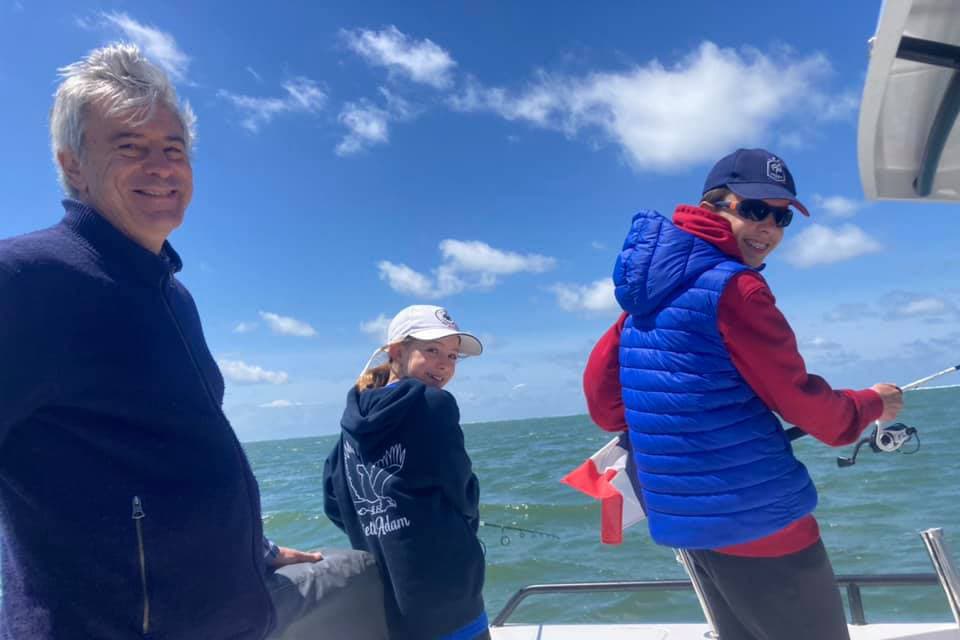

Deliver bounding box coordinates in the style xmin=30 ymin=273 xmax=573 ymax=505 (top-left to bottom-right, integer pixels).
xmin=132 ymin=496 xmax=145 ymax=520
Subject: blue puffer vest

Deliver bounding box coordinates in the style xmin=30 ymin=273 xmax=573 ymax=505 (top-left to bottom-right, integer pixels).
xmin=613 ymin=210 xmax=817 ymax=549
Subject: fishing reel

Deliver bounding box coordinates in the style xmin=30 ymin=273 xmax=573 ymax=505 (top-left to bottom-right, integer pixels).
xmin=837 ymin=422 xmax=919 ymax=468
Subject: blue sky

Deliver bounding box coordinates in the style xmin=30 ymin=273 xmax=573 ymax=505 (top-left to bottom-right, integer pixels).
xmin=3 ymin=1 xmax=959 ymax=441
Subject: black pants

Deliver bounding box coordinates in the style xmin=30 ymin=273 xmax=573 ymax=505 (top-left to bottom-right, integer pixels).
xmin=687 ymin=540 xmax=850 ymax=640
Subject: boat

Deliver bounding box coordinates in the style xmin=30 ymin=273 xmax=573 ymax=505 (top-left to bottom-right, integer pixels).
xmin=486 ymin=528 xmax=960 ymax=639
xmin=859 ymin=0 xmax=960 ymax=201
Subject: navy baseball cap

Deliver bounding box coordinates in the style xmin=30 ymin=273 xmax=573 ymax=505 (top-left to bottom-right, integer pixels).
xmin=702 ymin=148 xmax=810 ymax=216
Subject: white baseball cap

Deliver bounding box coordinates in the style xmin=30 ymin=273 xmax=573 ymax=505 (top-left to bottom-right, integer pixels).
xmin=386 ymin=305 xmax=483 ymax=356
xmin=359 ymin=305 xmax=483 ymax=374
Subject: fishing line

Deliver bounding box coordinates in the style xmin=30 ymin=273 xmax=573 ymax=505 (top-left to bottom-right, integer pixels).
xmin=478 ymin=520 xmax=560 ymax=546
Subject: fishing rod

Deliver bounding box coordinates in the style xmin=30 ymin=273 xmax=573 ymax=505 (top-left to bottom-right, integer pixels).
xmin=478 ymin=520 xmax=559 ymax=546
xmin=785 ymin=363 xmax=960 ymax=468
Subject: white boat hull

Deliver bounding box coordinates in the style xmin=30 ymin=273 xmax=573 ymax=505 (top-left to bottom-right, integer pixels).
xmin=492 ymin=623 xmax=959 ymax=639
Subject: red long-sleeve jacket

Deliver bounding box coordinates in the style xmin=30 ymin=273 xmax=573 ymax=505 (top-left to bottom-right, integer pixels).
xmin=583 ymin=205 xmax=883 ymax=557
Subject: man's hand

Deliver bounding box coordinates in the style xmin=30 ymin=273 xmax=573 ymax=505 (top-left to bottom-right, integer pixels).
xmin=872 ymin=383 xmax=904 ymax=422
xmin=269 ymin=546 xmax=323 ymax=568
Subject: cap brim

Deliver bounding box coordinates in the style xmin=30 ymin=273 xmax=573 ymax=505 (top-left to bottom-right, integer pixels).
xmin=406 ymin=328 xmax=483 ymax=356
xmin=728 ymin=183 xmax=810 ymax=216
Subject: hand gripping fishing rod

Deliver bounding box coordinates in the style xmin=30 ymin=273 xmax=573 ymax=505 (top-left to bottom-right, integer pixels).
xmin=785 ymin=363 xmax=960 ymax=467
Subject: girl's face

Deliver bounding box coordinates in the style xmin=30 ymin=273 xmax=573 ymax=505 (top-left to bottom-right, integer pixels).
xmin=389 ymin=335 xmax=461 ymax=389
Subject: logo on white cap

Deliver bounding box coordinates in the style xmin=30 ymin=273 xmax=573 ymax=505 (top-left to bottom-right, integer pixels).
xmin=435 ymin=308 xmax=456 ymax=328
xmin=766 ymin=157 xmax=786 ymax=183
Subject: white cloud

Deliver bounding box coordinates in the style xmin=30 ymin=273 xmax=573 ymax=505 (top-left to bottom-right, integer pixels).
xmin=377 ymin=261 xmax=459 ymax=298
xmin=882 ymin=292 xmax=955 ymax=321
xmin=378 ymin=240 xmax=555 ymax=298
xmin=219 ymin=77 xmax=326 ymax=133
xmin=218 ymin=359 xmax=289 ymax=385
xmin=258 ymin=311 xmax=317 ymax=337
xmin=902 ymin=298 xmax=947 ymax=316
xmin=784 ymin=223 xmax=883 ymax=268
xmin=337 ymin=101 xmax=389 ymax=155
xmin=824 ymin=303 xmax=876 ymax=323
xmin=450 ymin=42 xmax=847 ymax=172
xmin=812 ymin=194 xmax=862 ymax=218
xmin=246 ymin=66 xmax=262 ymax=83
xmin=259 ymin=399 xmax=303 ymax=408
xmin=591 ymin=241 xmax=607 ymax=250
xmin=800 ymin=336 xmax=842 ymax=351
xmin=797 ymin=335 xmax=859 ymax=366
xmin=360 ymin=313 xmax=391 ymax=342
xmin=13 ymin=1 xmax=24 ymax=11
xmin=440 ymin=239 xmax=555 ymax=274
xmin=233 ymin=321 xmax=258 ymax=334
xmin=550 ymin=279 xmax=619 ymax=313
xmin=336 ymin=87 xmax=416 ymax=155
xmin=341 ymin=25 xmax=456 ymax=89
xmin=102 ymin=13 xmax=190 ymax=82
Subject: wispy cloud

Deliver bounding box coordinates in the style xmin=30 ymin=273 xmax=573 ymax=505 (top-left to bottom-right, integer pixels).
xmin=378 ymin=239 xmax=555 ymax=298
xmin=800 ymin=336 xmax=843 ymax=351
xmin=218 ymin=359 xmax=289 ymax=385
xmin=336 ymin=87 xmax=416 ymax=155
xmin=783 ymin=223 xmax=883 ymax=268
xmin=219 ymin=77 xmax=326 ymax=133
xmin=441 ymin=239 xmax=555 ymax=274
xmin=881 ymin=291 xmax=958 ymax=322
xmin=13 ymin=1 xmax=24 ymax=12
xmin=258 ymin=311 xmax=317 ymax=337
xmin=337 ymin=101 xmax=389 ymax=155
xmin=824 ymin=302 xmax=876 ymax=323
xmin=246 ymin=66 xmax=262 ymax=83
xmin=101 ymin=12 xmax=190 ymax=82
xmin=341 ymin=25 xmax=456 ymax=89
xmin=233 ymin=321 xmax=258 ymax=334
xmin=259 ymin=399 xmax=304 ymax=408
xmin=550 ymin=279 xmax=618 ymax=313
xmin=449 ymin=42 xmax=848 ymax=172
xmin=798 ymin=335 xmax=860 ymax=366
xmin=360 ymin=313 xmax=391 ymax=342
xmin=812 ymin=194 xmax=863 ymax=218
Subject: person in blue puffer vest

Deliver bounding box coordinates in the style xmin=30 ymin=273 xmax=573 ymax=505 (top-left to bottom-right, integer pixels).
xmin=587 ymin=148 xmax=904 ymax=640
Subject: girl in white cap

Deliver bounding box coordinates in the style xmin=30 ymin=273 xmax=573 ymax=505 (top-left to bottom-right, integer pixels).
xmin=323 ymin=305 xmax=490 ymax=640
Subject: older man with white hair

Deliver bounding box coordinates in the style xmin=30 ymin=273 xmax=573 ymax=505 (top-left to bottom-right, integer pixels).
xmin=0 ymin=44 xmax=385 ymax=640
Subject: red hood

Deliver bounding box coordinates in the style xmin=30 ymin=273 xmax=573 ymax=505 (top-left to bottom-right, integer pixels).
xmin=672 ymin=204 xmax=743 ymax=262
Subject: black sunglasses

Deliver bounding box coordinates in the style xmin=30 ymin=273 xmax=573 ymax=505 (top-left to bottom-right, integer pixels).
xmin=714 ymin=199 xmax=794 ymax=228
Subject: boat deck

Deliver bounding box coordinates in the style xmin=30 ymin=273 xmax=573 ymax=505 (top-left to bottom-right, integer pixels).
xmin=491 ymin=623 xmax=960 ymax=639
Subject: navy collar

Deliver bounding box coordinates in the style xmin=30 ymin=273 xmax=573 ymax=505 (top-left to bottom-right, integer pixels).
xmin=61 ymin=199 xmax=183 ymax=287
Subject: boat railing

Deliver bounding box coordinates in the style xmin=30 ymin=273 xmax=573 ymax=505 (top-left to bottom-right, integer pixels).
xmin=491 ymin=573 xmax=943 ymax=627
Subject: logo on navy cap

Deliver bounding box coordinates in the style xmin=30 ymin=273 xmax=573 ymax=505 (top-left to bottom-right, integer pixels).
xmin=766 ymin=157 xmax=786 ymax=183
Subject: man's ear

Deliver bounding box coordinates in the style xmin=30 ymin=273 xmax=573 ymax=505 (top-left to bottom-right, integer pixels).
xmin=700 ymin=200 xmax=716 ymax=211
xmin=57 ymin=149 xmax=87 ymax=195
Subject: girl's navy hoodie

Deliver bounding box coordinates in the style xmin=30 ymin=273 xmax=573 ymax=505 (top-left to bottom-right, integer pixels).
xmin=323 ymin=379 xmax=486 ymax=639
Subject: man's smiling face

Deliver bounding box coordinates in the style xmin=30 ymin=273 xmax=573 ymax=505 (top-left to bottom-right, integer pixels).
xmin=59 ymin=101 xmax=193 ymax=253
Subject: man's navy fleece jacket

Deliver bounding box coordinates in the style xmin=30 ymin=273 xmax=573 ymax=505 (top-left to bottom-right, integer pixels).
xmin=0 ymin=200 xmax=274 ymax=639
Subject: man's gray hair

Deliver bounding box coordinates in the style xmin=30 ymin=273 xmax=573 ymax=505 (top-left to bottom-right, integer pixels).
xmin=50 ymin=42 xmax=197 ymax=197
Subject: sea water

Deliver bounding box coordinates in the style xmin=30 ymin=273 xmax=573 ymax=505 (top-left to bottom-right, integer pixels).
xmin=250 ymin=386 xmax=960 ymax=625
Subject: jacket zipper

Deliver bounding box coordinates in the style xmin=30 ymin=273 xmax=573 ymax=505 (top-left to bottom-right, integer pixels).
xmin=132 ymin=496 xmax=151 ymax=635
xmin=159 ymin=279 xmax=275 ymax=638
